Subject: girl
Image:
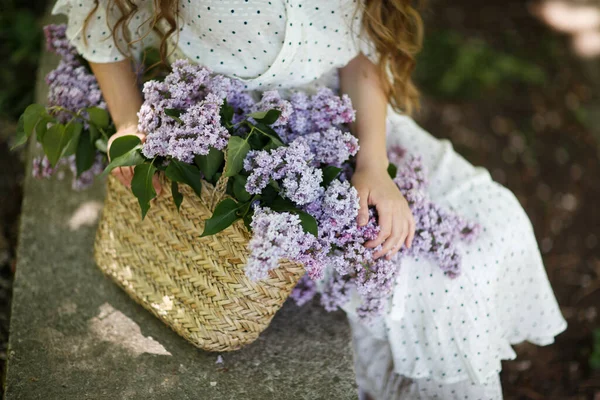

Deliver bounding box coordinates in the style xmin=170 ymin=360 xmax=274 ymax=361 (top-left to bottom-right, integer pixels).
xmin=52 ymin=0 xmax=567 ymax=398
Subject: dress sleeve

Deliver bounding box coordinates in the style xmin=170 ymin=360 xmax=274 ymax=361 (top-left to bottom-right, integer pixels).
xmin=51 ymin=0 xmax=157 ymax=63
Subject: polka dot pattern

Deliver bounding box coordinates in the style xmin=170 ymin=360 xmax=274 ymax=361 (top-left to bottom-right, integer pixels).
xmin=52 ymin=0 xmax=369 ymax=91
xmin=53 ymin=2 xmax=568 ymax=396
xmin=328 ymin=115 xmax=567 ymax=397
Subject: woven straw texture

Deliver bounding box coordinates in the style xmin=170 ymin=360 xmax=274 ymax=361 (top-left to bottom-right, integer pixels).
xmin=94 ymin=174 xmax=305 ymax=352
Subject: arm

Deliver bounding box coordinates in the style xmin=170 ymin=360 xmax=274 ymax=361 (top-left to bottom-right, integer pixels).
xmin=339 ymin=54 xmax=415 ymax=258
xmin=89 ymin=60 xmax=160 ymax=192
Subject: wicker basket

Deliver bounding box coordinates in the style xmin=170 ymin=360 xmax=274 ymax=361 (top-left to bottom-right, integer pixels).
xmin=94 ymin=174 xmax=305 ymax=352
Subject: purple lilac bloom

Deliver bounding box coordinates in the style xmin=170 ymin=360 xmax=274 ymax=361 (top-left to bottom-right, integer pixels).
xmin=138 ymin=61 xmax=232 ymax=163
xmin=283 ymin=88 xmax=355 ymax=143
xmin=44 ymin=24 xmax=78 ymax=62
xmin=297 ymin=128 xmax=359 ymax=167
xmin=244 ymin=139 xmax=323 ymax=205
xmin=68 ymin=154 xmax=106 ymax=191
xmin=46 ymin=62 xmax=106 ymax=123
xmin=289 ymin=274 xmax=318 ymax=306
xmin=245 ymin=207 xmax=319 ymax=281
xmin=250 ymin=90 xmax=292 ymax=128
xmin=43 ymin=24 xmax=106 ymax=124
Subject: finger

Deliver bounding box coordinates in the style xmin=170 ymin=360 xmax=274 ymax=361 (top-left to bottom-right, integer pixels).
xmin=135 ymin=132 xmax=147 ymax=143
xmin=405 ymin=216 xmax=416 ymax=248
xmin=365 ymin=203 xmax=392 ymax=248
xmin=387 ymin=220 xmax=409 ymax=260
xmin=374 ymin=218 xmax=402 ymax=259
xmin=152 ymin=173 xmax=162 ymax=196
xmin=356 ymin=189 xmax=369 ymax=226
xmin=111 ymin=168 xmax=129 ymax=188
xmin=120 ymin=166 xmax=134 ymax=188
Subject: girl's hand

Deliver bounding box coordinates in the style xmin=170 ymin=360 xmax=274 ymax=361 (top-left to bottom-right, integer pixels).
xmin=107 ymin=126 xmax=161 ymax=195
xmin=352 ymin=164 xmax=415 ymax=259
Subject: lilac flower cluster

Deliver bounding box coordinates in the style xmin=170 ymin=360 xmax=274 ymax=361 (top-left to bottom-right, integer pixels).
xmin=246 ymin=207 xmax=320 ymax=281
xmin=250 ymin=90 xmax=292 ymax=129
xmin=244 ymin=139 xmax=323 ymax=205
xmin=138 ymin=60 xmax=233 ymax=163
xmin=44 ymin=25 xmax=106 ymax=124
xmin=290 ymin=148 xmax=481 ymax=322
xmin=32 ymin=154 xmax=106 ymax=191
xmin=282 ymin=88 xmax=356 ymax=142
xmin=32 ymin=25 xmax=106 ymax=187
xmin=296 ymin=128 xmax=359 ymax=167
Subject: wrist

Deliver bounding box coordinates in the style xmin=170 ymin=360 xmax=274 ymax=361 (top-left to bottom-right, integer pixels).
xmin=355 ymin=153 xmax=389 ymax=173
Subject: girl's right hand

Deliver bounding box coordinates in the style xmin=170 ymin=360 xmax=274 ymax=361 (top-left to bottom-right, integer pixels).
xmin=107 ymin=126 xmax=161 ymax=194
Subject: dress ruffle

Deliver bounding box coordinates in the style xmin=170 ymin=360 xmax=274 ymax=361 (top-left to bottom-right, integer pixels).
xmin=325 ymin=112 xmax=567 ymax=391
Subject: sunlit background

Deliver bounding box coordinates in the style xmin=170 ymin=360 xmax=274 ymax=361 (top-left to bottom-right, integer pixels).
xmin=0 ymin=0 xmax=599 ymax=398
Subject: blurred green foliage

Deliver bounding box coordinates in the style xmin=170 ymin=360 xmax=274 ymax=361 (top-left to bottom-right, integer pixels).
xmin=0 ymin=0 xmax=48 ymax=120
xmin=590 ymin=329 xmax=600 ymax=370
xmin=415 ymin=30 xmax=547 ymax=99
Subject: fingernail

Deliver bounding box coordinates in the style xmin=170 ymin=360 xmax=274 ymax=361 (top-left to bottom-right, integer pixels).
xmin=358 ymin=216 xmax=367 ymax=225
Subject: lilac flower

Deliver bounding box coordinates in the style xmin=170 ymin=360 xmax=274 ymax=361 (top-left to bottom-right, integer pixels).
xmin=139 ymin=62 xmax=231 ymax=163
xmin=289 ymin=274 xmax=318 ymax=306
xmin=244 ymin=139 xmax=323 ymax=205
xmin=297 ymin=128 xmax=359 ymax=167
xmin=250 ymin=90 xmax=292 ymax=128
xmin=32 ymin=156 xmax=58 ymax=179
xmin=310 ymin=87 xmax=355 ymax=130
xmin=46 ymin=61 xmax=106 ymax=123
xmin=285 ymin=88 xmax=355 ymax=141
xmin=245 ymin=207 xmax=319 ymax=281
xmin=44 ymin=24 xmax=78 ymax=61
xmin=32 ymin=153 xmax=106 ymax=191
xmin=68 ymin=154 xmax=106 ymax=191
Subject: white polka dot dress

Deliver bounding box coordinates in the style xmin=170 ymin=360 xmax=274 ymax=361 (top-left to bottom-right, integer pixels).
xmin=53 ymin=1 xmax=568 ymax=398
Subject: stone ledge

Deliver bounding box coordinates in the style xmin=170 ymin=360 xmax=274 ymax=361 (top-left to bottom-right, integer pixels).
xmin=4 ymin=12 xmax=357 ymax=400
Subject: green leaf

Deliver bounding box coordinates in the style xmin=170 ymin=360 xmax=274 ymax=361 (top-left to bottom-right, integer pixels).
xmin=224 ymin=136 xmax=250 ymax=177
xmin=62 ymin=122 xmax=83 ymax=157
xmin=11 ymin=115 xmax=27 ymax=150
xmin=95 ymin=138 xmax=108 ymax=153
xmin=194 ymin=147 xmax=224 ymax=182
xmin=87 ymin=107 xmax=110 ymax=129
xmin=201 ymin=198 xmax=242 ymax=237
xmin=165 ymin=108 xmax=184 ymax=124
xmin=297 ymin=211 xmax=318 ymax=236
xmin=322 ymin=166 xmax=342 ymax=187
xmin=254 ymin=122 xmax=284 ymax=147
xmin=101 ymin=147 xmax=145 ymax=177
xmin=267 ymin=196 xmax=318 ymax=236
xmin=232 ymin=175 xmax=252 ymax=202
xmin=42 ymin=124 xmax=73 ymax=167
xmin=248 ymin=109 xmax=281 ymax=125
xmin=35 ymin=117 xmax=52 ymax=143
xmin=75 ymin=130 xmax=96 ymax=176
xmin=131 ymin=163 xmax=157 ymax=220
xmin=171 ymin=181 xmax=183 ymax=211
xmin=165 ymin=159 xmax=203 ymax=198
xmin=387 ymin=162 xmax=398 ymax=179
xmin=220 ymin=99 xmax=234 ymax=126
xmin=23 ymin=104 xmax=47 ymax=137
xmin=109 ymin=135 xmax=142 ymax=160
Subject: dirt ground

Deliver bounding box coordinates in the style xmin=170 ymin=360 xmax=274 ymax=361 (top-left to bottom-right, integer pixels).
xmin=0 ymin=0 xmax=599 ymax=399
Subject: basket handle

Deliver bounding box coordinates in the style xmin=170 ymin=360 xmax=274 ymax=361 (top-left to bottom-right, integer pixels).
xmin=209 ymin=152 xmax=229 ymax=209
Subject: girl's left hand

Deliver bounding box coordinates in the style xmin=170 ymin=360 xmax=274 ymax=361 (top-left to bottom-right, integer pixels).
xmin=352 ymin=165 xmax=415 ymax=259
